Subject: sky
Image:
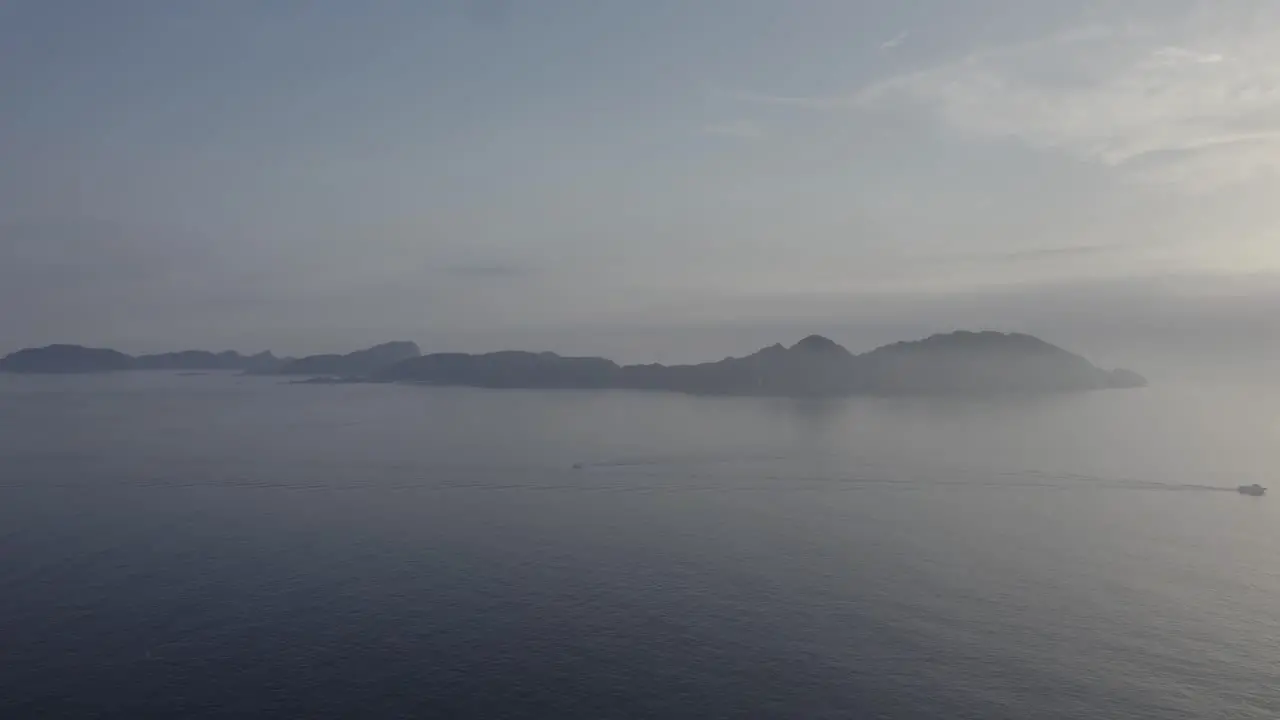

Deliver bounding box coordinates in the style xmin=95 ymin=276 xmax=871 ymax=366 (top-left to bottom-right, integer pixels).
xmin=3 ymin=0 xmax=1279 ymax=370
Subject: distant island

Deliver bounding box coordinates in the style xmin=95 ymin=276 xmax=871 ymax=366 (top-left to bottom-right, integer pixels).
xmin=0 ymin=344 xmax=136 ymax=374
xmin=136 ymin=349 xmax=283 ymax=373
xmin=0 ymin=332 xmax=1147 ymax=396
xmin=0 ymin=345 xmax=284 ymax=374
xmin=270 ymin=341 xmax=421 ymax=377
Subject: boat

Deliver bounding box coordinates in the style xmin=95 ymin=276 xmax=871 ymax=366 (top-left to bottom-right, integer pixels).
xmin=1237 ymin=484 xmax=1266 ymax=496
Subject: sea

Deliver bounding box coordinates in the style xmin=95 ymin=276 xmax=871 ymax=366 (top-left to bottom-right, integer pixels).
xmin=2 ymin=371 xmax=1278 ymax=719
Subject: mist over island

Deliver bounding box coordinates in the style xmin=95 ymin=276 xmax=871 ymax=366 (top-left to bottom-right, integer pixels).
xmin=8 ymin=2 xmax=1280 ymax=718
xmin=0 ymin=331 xmax=1145 ymax=396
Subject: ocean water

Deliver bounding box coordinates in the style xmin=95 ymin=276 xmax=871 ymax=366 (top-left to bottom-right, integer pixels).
xmin=2 ymin=372 xmax=1279 ymax=719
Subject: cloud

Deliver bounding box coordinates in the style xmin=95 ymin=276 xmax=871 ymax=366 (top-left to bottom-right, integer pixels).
xmin=1148 ymin=46 xmax=1223 ymax=66
xmin=855 ymin=5 xmax=1280 ymax=191
xmin=703 ymin=119 xmax=764 ymax=139
xmin=442 ymin=261 xmax=532 ymax=279
xmin=978 ymin=243 xmax=1117 ymax=263
xmin=880 ymin=32 xmax=908 ymax=51
xmin=891 ymin=242 xmax=1136 ymax=272
xmin=734 ymin=92 xmax=853 ymax=110
xmin=733 ymin=5 xmax=1280 ymax=192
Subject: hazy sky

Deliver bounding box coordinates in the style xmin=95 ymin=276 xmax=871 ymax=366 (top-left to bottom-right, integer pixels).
xmin=3 ymin=0 xmax=1279 ymax=367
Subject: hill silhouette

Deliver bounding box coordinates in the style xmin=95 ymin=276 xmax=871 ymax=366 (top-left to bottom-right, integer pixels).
xmin=1 ymin=332 xmax=1147 ymax=395
xmin=273 ymin=341 xmax=421 ymax=376
xmin=379 ymin=332 xmax=1145 ymax=396
xmin=135 ymin=350 xmax=282 ymax=372
xmin=852 ymin=331 xmax=1147 ymax=394
xmin=0 ymin=345 xmax=281 ymax=373
xmin=0 ymin=345 xmax=134 ymax=373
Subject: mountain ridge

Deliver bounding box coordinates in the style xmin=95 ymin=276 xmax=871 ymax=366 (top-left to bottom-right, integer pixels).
xmin=271 ymin=341 xmax=421 ymax=377
xmin=378 ymin=331 xmax=1146 ymax=396
xmin=0 ymin=332 xmax=1147 ymax=396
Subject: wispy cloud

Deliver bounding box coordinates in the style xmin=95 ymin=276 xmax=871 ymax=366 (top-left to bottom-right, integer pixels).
xmin=441 ymin=261 xmax=532 ymax=279
xmin=734 ymin=92 xmax=853 ymax=110
xmin=855 ymin=5 xmax=1280 ymax=191
xmin=995 ymin=243 xmax=1115 ymax=261
xmin=1148 ymin=46 xmax=1223 ymax=66
xmin=909 ymin=242 xmax=1132 ymax=268
xmin=703 ymin=119 xmax=764 ymax=139
xmin=880 ymin=31 xmax=908 ymax=51
xmin=736 ymin=4 xmax=1280 ymax=192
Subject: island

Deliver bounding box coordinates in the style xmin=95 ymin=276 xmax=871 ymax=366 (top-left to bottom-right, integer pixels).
xmin=272 ymin=341 xmax=420 ymax=376
xmin=135 ymin=350 xmax=283 ymax=373
xmin=0 ymin=331 xmax=1147 ymax=396
xmin=0 ymin=345 xmax=283 ymax=373
xmin=375 ymin=331 xmax=1145 ymax=396
xmin=0 ymin=344 xmax=135 ymax=373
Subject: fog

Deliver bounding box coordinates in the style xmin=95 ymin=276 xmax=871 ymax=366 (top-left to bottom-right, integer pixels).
xmin=3 ymin=1 xmax=1278 ymax=381
xmin=8 ymin=4 xmax=1280 ymax=718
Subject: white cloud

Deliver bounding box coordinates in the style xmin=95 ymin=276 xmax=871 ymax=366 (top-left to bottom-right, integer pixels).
xmin=880 ymin=32 xmax=908 ymax=51
xmin=734 ymin=92 xmax=853 ymax=110
xmin=856 ymin=5 xmax=1280 ymax=191
xmin=703 ymin=119 xmax=764 ymax=139
xmin=1148 ymin=46 xmax=1223 ymax=66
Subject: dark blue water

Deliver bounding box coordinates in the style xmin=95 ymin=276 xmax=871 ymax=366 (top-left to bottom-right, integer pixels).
xmin=2 ymin=372 xmax=1279 ymax=718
